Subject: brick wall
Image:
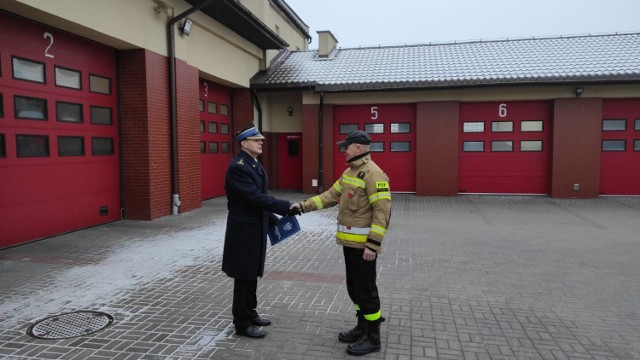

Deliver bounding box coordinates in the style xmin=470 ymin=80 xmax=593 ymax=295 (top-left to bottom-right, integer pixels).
xmin=119 ymin=49 xmax=171 ymax=220
xmin=176 ymin=59 xmax=201 ymax=212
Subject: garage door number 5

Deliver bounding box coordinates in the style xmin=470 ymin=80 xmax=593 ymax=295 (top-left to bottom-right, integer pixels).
xmin=370 ymin=106 xmax=378 ymax=120
xmin=498 ymin=103 xmax=507 ymax=118
xmin=44 ymin=32 xmax=55 ymax=58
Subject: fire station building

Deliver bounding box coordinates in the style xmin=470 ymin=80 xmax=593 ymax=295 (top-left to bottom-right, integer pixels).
xmin=252 ymin=32 xmax=640 ymax=198
xmin=1 ymin=0 xmax=639 ymax=249
xmin=0 ymin=0 xmax=310 ymax=248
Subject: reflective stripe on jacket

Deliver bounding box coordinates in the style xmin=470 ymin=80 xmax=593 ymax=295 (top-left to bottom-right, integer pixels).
xmin=301 ymin=154 xmax=391 ymax=252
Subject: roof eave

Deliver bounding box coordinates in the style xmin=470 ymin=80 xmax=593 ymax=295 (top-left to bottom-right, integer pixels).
xmin=186 ymin=0 xmax=288 ymax=50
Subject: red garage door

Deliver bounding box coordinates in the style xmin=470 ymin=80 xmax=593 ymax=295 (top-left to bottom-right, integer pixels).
xmin=334 ymin=104 xmax=416 ymax=192
xmin=459 ymin=101 xmax=552 ymax=194
xmin=0 ymin=13 xmax=120 ymax=248
xmin=600 ymin=98 xmax=640 ymax=195
xmin=199 ymin=80 xmax=232 ymax=199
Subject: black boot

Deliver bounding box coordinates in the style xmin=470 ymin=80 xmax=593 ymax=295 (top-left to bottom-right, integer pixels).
xmin=346 ymin=319 xmax=381 ymax=356
xmin=338 ymin=311 xmax=366 ymax=343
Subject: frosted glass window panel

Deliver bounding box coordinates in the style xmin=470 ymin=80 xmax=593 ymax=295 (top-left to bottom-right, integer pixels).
xmin=55 ymin=67 xmax=81 ymax=89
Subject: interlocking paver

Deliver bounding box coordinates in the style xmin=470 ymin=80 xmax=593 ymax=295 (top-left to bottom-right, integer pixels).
xmin=1 ymin=194 xmax=639 ymax=359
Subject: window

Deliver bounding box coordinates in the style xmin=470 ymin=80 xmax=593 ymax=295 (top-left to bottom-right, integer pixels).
xmin=365 ymin=123 xmax=384 ymax=134
xmin=369 ymin=141 xmax=384 ymax=152
xmin=199 ymin=100 xmax=204 ymax=112
xmin=55 ymin=66 xmax=81 ymax=89
xmin=16 ymin=134 xmax=49 ymax=157
xmin=492 ymin=121 xmax=513 ymax=132
xmin=463 ymin=122 xmax=484 ymax=133
xmin=635 ymin=119 xmax=640 ymax=130
xmin=200 ymin=141 xmax=206 ymax=154
xmin=208 ymin=122 xmax=218 ymax=133
xmin=56 ymin=102 xmax=83 ymax=123
xmin=390 ymin=141 xmax=410 ymax=152
xmin=220 ymin=104 xmax=229 ymax=116
xmin=390 ymin=123 xmax=411 ymax=134
xmin=221 ymin=142 xmax=230 ymax=153
xmin=491 ymin=140 xmax=513 ymax=152
xmin=58 ymin=136 xmax=85 ymax=156
xmin=207 ymin=101 xmax=217 ymax=114
xmin=199 ymin=121 xmax=205 ymax=133
xmin=288 ymin=140 xmax=298 ymax=156
xmin=602 ymin=140 xmax=625 ymax=151
xmin=12 ymin=57 xmax=45 ymax=83
xmin=463 ymin=141 xmax=484 ymax=152
xmin=89 ymin=74 xmax=111 ymax=94
xmin=635 ymin=140 xmax=640 ymax=151
xmin=521 ymin=120 xmax=543 ymax=132
xmin=0 ymin=134 xmax=5 ymax=158
xmin=14 ymin=96 xmax=47 ymax=120
xmin=90 ymin=106 xmax=112 ymax=125
xmin=220 ymin=123 xmax=229 ymax=134
xmin=340 ymin=124 xmax=358 ymax=134
xmin=0 ymin=93 xmax=3 ymax=118
xmin=520 ymin=140 xmax=543 ymax=152
xmin=209 ymin=142 xmax=219 ymax=154
xmin=92 ymin=137 xmax=114 ymax=155
xmin=602 ymin=119 xmax=626 ymax=131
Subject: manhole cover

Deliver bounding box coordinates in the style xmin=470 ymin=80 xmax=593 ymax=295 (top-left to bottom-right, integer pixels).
xmin=27 ymin=311 xmax=114 ymax=339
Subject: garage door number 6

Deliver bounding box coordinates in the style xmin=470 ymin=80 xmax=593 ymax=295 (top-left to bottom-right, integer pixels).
xmin=498 ymin=103 xmax=507 ymax=118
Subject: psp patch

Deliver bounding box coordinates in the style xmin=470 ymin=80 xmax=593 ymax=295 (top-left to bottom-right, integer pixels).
xmin=375 ymin=181 xmax=389 ymax=192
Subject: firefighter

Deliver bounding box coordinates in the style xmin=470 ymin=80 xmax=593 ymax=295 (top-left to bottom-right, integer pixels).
xmin=291 ymin=130 xmax=391 ymax=356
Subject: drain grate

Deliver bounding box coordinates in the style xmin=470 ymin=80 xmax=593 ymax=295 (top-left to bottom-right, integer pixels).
xmin=27 ymin=311 xmax=114 ymax=340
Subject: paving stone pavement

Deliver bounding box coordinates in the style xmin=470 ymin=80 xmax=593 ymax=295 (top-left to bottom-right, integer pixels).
xmin=1 ymin=193 xmax=639 ymax=360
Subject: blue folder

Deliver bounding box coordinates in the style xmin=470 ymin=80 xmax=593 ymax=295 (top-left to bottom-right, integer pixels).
xmin=268 ymin=215 xmax=301 ymax=245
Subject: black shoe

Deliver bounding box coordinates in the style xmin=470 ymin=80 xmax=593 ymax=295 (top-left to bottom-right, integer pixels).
xmin=235 ymin=325 xmax=266 ymax=338
xmin=346 ymin=335 xmax=381 ymax=356
xmin=251 ymin=316 xmax=271 ymax=326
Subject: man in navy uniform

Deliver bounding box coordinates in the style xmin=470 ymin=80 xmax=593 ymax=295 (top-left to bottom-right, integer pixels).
xmin=222 ymin=123 xmax=298 ymax=338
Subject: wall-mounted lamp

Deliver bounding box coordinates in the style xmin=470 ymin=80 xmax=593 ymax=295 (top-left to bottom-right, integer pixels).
xmin=180 ymin=19 xmax=193 ymax=36
xmin=575 ymin=87 xmax=584 ymax=97
xmin=287 ymin=106 xmax=294 ymax=116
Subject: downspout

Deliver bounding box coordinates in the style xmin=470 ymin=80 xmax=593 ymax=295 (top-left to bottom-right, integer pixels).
xmin=167 ymin=0 xmax=214 ymax=215
xmin=318 ymin=91 xmax=324 ymax=193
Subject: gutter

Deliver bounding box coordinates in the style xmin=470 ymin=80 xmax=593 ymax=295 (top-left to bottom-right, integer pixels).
xmin=167 ymin=0 xmax=214 ymax=215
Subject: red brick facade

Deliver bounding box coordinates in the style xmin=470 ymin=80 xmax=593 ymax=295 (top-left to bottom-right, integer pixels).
xmin=119 ymin=50 xmax=202 ymax=220
xmin=176 ymin=59 xmax=201 ymax=212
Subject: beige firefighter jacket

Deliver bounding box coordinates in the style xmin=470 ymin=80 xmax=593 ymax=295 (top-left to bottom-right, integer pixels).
xmin=300 ymin=153 xmax=391 ymax=252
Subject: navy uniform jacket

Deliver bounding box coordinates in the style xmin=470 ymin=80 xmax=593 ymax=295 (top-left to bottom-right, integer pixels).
xmin=222 ymin=150 xmax=291 ymax=279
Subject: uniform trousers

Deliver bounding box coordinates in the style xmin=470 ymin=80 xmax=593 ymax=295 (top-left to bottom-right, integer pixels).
xmin=232 ymin=278 xmax=259 ymax=328
xmin=343 ymin=246 xmax=381 ymax=318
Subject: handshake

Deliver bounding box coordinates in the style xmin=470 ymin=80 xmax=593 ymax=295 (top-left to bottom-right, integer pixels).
xmin=287 ymin=202 xmax=303 ymax=216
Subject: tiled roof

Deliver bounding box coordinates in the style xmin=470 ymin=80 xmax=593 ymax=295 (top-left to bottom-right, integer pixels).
xmin=251 ymin=33 xmax=640 ymax=91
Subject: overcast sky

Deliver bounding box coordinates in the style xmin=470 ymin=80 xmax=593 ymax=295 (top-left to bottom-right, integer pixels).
xmin=284 ymin=0 xmax=640 ymax=49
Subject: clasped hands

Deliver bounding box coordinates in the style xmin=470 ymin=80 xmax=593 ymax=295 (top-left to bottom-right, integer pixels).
xmin=287 ymin=202 xmax=302 ymax=216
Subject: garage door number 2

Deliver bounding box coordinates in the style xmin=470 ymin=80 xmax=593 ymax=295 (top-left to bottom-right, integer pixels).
xmin=43 ymin=32 xmax=55 ymax=58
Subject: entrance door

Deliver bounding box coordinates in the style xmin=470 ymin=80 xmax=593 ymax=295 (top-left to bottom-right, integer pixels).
xmin=277 ymin=133 xmax=302 ymax=190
